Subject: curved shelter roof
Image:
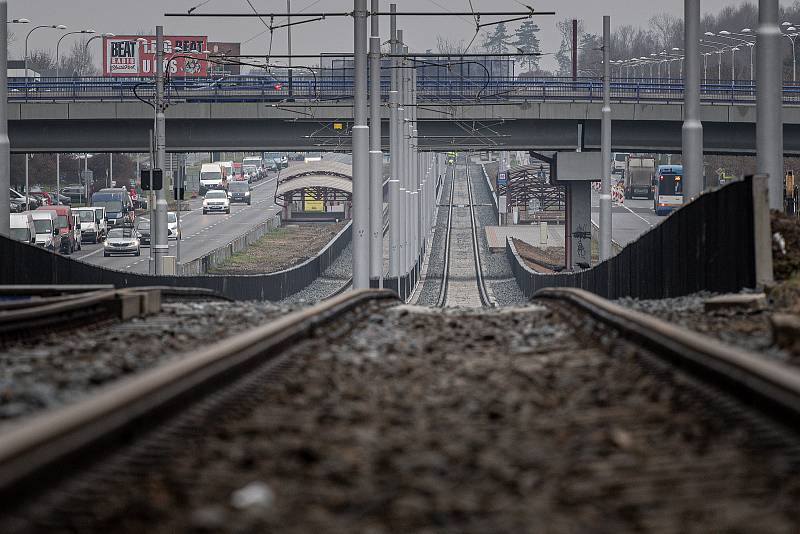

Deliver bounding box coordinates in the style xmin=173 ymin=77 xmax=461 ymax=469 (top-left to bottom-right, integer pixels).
xmin=275 ymin=161 xmax=353 ymax=205
xmin=278 ymin=161 xmax=352 ymax=185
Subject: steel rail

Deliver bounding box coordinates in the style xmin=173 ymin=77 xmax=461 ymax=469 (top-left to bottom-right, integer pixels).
xmin=0 ymin=289 xmax=124 ymax=338
xmin=537 ymin=287 xmax=800 ymax=425
xmin=0 ymin=289 xmax=398 ymax=507
xmin=465 ymin=160 xmax=495 ymax=308
xmin=435 ymin=164 xmax=456 ymax=308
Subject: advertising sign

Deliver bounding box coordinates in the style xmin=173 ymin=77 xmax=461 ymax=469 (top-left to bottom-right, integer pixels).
xmin=304 ymin=192 xmax=324 ymax=212
xmin=104 ymin=35 xmax=208 ymax=77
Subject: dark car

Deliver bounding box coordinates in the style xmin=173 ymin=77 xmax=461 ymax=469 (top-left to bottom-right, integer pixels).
xmin=61 ymin=185 xmax=88 ymax=205
xmin=10 ymin=198 xmax=25 ymax=213
xmin=228 ymin=181 xmax=251 ymax=205
xmin=135 ymin=220 xmax=151 ymax=246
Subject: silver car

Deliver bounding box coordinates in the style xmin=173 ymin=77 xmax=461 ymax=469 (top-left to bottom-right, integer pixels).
xmin=103 ymin=227 xmax=141 ymax=257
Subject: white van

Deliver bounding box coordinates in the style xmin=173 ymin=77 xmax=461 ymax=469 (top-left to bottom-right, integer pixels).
xmin=9 ymin=212 xmax=36 ymax=244
xmin=73 ymin=207 xmax=102 ymax=243
xmin=31 ymin=210 xmax=61 ymax=251
xmin=200 ymin=163 xmax=225 ymax=194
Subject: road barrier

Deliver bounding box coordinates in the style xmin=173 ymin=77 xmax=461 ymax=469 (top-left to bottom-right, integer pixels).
xmin=0 ymin=219 xmax=353 ymax=302
xmin=180 ymin=213 xmax=282 ymax=276
xmin=508 ymin=176 xmax=763 ymax=299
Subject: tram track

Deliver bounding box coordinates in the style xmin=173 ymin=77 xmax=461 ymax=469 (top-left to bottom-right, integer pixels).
xmin=1 ymin=288 xmax=800 ymax=530
xmin=438 ymin=158 xmax=494 ymax=308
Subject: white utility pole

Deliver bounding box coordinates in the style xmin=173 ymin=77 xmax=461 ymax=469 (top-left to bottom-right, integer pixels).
xmin=757 ymin=0 xmax=784 ymax=210
xmin=388 ymin=5 xmax=401 ymax=279
xmin=153 ymin=26 xmax=169 ymax=274
xmin=352 ymin=0 xmax=370 ymax=288
xmin=599 ymin=15 xmax=612 ymax=262
xmin=369 ymin=0 xmax=383 ymax=287
xmin=683 ymin=0 xmax=704 ymax=199
xmin=0 ymin=0 xmax=7 ymax=237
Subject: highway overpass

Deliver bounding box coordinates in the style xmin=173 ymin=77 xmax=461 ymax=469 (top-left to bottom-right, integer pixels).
xmin=10 ymin=100 xmax=800 ymax=155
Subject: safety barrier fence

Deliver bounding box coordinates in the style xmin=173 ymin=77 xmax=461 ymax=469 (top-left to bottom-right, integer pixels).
xmin=8 ymin=76 xmax=800 ymax=105
xmin=0 ymin=217 xmax=353 ymax=301
xmin=180 ymin=213 xmax=282 ymax=276
xmin=507 ymin=176 xmax=758 ymax=300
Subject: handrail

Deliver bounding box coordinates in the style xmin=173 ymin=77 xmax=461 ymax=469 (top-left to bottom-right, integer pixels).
xmin=6 ymin=75 xmax=796 ymax=105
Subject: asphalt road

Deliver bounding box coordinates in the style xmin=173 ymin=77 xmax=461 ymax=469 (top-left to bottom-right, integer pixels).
xmin=73 ymin=174 xmax=280 ymax=274
xmin=590 ymin=190 xmax=664 ymax=247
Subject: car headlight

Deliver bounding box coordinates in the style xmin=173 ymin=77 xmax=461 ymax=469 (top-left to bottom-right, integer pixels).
xmin=103 ymin=241 xmax=110 ymax=247
xmin=245 ymin=192 xmax=251 ymax=196
xmin=203 ymin=201 xmax=209 ymax=207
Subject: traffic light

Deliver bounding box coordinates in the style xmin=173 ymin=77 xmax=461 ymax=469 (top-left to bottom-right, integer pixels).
xmin=140 ymin=168 xmax=163 ymax=190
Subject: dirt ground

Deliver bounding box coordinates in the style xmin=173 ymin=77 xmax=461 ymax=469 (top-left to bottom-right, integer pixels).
xmin=772 ymin=211 xmax=800 ymax=282
xmin=210 ymin=223 xmax=346 ymax=275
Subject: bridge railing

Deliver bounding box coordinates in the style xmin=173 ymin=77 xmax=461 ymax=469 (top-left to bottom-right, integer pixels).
xmin=7 ymin=76 xmax=799 ymax=105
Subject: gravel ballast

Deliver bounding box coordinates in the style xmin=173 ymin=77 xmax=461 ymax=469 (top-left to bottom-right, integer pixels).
xmin=469 ymin=162 xmax=527 ymax=306
xmin=616 ymin=292 xmax=800 ymax=365
xmin=44 ymin=302 xmax=800 ymax=533
xmin=0 ymin=299 xmax=295 ymax=424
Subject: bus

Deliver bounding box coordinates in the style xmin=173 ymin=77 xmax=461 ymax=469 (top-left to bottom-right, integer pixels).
xmin=653 ymin=165 xmax=683 ymax=216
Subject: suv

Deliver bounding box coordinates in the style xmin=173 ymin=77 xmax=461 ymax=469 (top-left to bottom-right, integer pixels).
xmin=91 ymin=188 xmax=134 ymax=229
xmin=203 ymin=190 xmax=230 ymax=214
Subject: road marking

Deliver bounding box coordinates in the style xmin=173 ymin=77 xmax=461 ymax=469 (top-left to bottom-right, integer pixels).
xmin=620 ymin=202 xmax=655 ymax=227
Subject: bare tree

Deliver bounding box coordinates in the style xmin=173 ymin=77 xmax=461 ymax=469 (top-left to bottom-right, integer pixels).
xmin=60 ymin=38 xmax=98 ymax=77
xmin=436 ymin=36 xmax=468 ymax=55
xmin=27 ymin=49 xmax=56 ymax=76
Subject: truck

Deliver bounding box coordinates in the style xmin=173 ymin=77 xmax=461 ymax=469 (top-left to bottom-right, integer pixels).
xmin=200 ymin=163 xmax=226 ymax=194
xmin=613 ymin=153 xmax=629 ymax=178
xmin=624 ymin=156 xmax=656 ymax=200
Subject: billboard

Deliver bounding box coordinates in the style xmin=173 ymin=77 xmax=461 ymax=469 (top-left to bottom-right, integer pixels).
xmin=103 ymin=35 xmax=208 ymax=77
xmin=207 ymin=42 xmax=241 ymax=75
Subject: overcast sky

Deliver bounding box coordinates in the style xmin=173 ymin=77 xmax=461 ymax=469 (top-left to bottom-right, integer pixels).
xmin=8 ymin=1 xmax=780 ymax=71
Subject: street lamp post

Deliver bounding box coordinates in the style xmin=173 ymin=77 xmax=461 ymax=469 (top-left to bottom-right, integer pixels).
xmin=83 ymin=32 xmax=114 ymax=75
xmin=56 ymin=29 xmax=94 ymax=78
xmin=24 ymin=23 xmax=66 ymax=90
xmin=780 ymin=25 xmax=799 ymax=82
xmin=0 ymin=4 xmax=11 ymax=237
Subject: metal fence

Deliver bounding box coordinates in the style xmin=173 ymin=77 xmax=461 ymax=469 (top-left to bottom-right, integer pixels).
xmin=507 ymin=176 xmax=757 ymax=300
xmin=0 ymin=219 xmax=353 ymax=301
xmin=8 ymin=76 xmax=800 ymax=105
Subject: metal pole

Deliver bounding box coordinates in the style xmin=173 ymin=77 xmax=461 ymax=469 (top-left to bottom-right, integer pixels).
xmin=599 ymin=15 xmax=612 ymax=262
xmin=369 ymin=0 xmax=383 ymax=287
xmin=398 ymin=32 xmax=407 ymax=274
xmin=23 ymin=154 xmax=29 ymax=209
xmin=683 ymin=0 xmax=703 ymax=200
xmin=0 ymin=1 xmax=8 ymax=237
xmin=572 ymin=19 xmax=578 ymax=81
xmin=287 ymin=0 xmax=293 ymax=98
xmin=109 ymin=152 xmax=113 ymax=188
xmin=154 ymin=26 xmax=169 ymax=274
xmin=148 ymin=130 xmax=155 ymax=275
xmin=352 ymin=0 xmax=370 ymax=288
xmin=757 ymin=0 xmax=784 ymax=210
xmin=56 ymin=154 xmax=60 ymax=205
xmin=388 ymin=5 xmax=400 ymax=279
xmin=176 ymin=153 xmax=183 ymax=268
